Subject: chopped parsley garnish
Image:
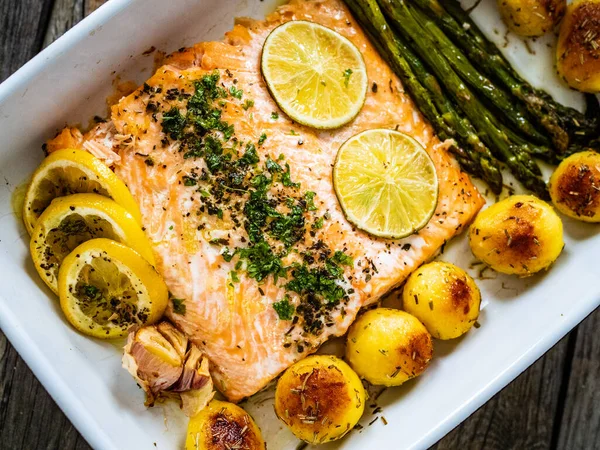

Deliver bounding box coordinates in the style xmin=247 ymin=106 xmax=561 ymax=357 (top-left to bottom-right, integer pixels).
xmin=268 ymin=204 xmax=305 ymax=248
xmin=343 ymin=68 xmax=353 ymax=88
xmin=238 ymin=242 xmax=287 ymax=282
xmin=304 ymin=191 xmax=317 ymax=211
xmin=282 ymin=163 xmax=300 ymax=188
xmin=273 ymin=295 xmax=295 ymax=320
xmin=332 ymin=250 xmax=354 ymax=266
xmin=286 ymin=259 xmax=346 ymax=304
xmin=230 ymin=271 xmax=240 ymax=283
xmin=183 ymin=176 xmax=197 ymax=186
xmin=222 ymin=247 xmax=235 ymax=262
xmin=312 ymin=217 xmax=324 ymax=229
xmin=271 ymin=111 xmax=279 ymax=120
xmin=242 ymin=99 xmax=254 ymax=110
xmin=171 ymin=297 xmax=186 ymax=315
xmin=258 ymin=133 xmax=267 ymax=146
xmin=229 ymin=85 xmax=243 ymax=99
xmin=162 ymin=107 xmax=186 ymax=140
xmin=266 ymin=157 xmax=282 ymax=173
xmin=238 ymin=143 xmax=260 ymax=166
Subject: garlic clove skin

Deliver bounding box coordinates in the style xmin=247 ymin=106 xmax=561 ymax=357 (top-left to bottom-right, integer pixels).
xmin=122 ymin=321 xmax=215 ymax=416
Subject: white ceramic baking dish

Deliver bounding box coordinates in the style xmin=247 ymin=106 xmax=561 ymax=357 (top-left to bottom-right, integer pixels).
xmin=0 ymin=0 xmax=597 ymax=449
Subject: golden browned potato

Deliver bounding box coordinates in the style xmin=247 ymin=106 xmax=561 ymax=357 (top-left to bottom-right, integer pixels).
xmin=498 ymin=0 xmax=566 ymax=37
xmin=550 ymin=151 xmax=600 ymax=221
xmin=346 ymin=308 xmax=433 ymax=387
xmin=403 ymin=262 xmax=481 ymax=340
xmin=274 ymin=355 xmax=365 ymax=444
xmin=185 ymin=400 xmax=265 ymax=450
xmin=557 ymin=0 xmax=600 ymax=92
xmin=469 ymin=195 xmax=564 ymax=276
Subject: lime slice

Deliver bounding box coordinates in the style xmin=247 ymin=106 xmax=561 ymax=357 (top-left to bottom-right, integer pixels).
xmin=30 ymin=193 xmax=155 ymax=294
xmin=261 ymin=20 xmax=368 ymax=129
xmin=23 ymin=148 xmax=142 ymax=235
xmin=58 ymin=238 xmax=168 ymax=339
xmin=333 ymin=129 xmax=438 ymax=238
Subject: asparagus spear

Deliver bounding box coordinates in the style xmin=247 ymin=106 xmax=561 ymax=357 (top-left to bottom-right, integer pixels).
xmin=406 ymin=4 xmax=549 ymax=147
xmin=393 ymin=30 xmax=503 ymax=191
xmin=376 ymin=0 xmax=548 ymax=197
xmin=344 ymin=0 xmax=503 ymax=192
xmin=406 ymin=3 xmax=543 ymax=177
xmin=418 ymin=0 xmax=598 ymax=150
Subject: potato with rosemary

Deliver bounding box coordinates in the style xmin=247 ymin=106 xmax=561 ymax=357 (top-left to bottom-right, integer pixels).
xmin=274 ymin=355 xmax=365 ymax=444
xmin=185 ymin=400 xmax=265 ymax=450
xmin=557 ymin=0 xmax=600 ymax=92
xmin=403 ymin=262 xmax=481 ymax=340
xmin=469 ymin=195 xmax=564 ymax=276
xmin=550 ymin=151 xmax=600 ymax=221
xmin=498 ymin=0 xmax=566 ymax=37
xmin=346 ymin=308 xmax=433 ymax=387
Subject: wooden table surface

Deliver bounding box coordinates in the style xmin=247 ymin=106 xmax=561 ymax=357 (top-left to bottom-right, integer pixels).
xmin=1 ymin=0 xmax=599 ymax=449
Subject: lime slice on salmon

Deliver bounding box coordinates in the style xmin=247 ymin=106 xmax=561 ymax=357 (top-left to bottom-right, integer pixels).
xmin=58 ymin=238 xmax=167 ymax=339
xmin=30 ymin=193 xmax=155 ymax=294
xmin=261 ymin=20 xmax=368 ymax=129
xmin=333 ymin=129 xmax=438 ymax=239
xmin=23 ymin=148 xmax=142 ymax=234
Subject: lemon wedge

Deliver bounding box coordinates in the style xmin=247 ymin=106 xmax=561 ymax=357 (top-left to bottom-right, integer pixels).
xmin=23 ymin=148 xmax=142 ymax=234
xmin=58 ymin=238 xmax=167 ymax=339
xmin=30 ymin=193 xmax=155 ymax=294
xmin=333 ymin=129 xmax=438 ymax=239
xmin=261 ymin=20 xmax=368 ymax=129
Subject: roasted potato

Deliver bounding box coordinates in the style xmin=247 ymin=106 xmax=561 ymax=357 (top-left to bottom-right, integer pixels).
xmin=274 ymin=355 xmax=365 ymax=444
xmin=557 ymin=0 xmax=600 ymax=92
xmin=550 ymin=151 xmax=600 ymax=222
xmin=185 ymin=400 xmax=265 ymax=450
xmin=498 ymin=0 xmax=566 ymax=37
xmin=403 ymin=262 xmax=481 ymax=340
xmin=469 ymin=195 xmax=564 ymax=276
xmin=346 ymin=308 xmax=433 ymax=387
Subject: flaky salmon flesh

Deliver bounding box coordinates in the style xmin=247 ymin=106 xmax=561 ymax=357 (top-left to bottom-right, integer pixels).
xmin=47 ymin=0 xmax=484 ymax=401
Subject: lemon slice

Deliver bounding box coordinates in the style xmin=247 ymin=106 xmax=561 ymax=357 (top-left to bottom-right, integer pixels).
xmin=58 ymin=238 xmax=167 ymax=339
xmin=261 ymin=20 xmax=368 ymax=129
xmin=23 ymin=148 xmax=142 ymax=234
xmin=30 ymin=193 xmax=155 ymax=294
xmin=333 ymin=129 xmax=438 ymax=238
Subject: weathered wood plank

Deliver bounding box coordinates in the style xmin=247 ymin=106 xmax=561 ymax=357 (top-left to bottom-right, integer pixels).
xmin=556 ymin=311 xmax=600 ymax=450
xmin=0 ymin=0 xmax=55 ymax=81
xmin=432 ymin=334 xmax=571 ymax=450
xmin=43 ymin=0 xmax=86 ymax=47
xmin=0 ymin=331 xmax=91 ymax=449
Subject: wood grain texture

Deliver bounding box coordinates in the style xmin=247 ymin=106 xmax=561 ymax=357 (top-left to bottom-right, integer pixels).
xmin=0 ymin=0 xmax=54 ymax=81
xmin=433 ymin=336 xmax=572 ymax=450
xmin=0 ymin=0 xmax=599 ymax=449
xmin=557 ymin=312 xmax=600 ymax=450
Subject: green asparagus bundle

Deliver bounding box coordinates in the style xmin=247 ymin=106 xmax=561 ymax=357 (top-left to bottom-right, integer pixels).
xmin=343 ymin=0 xmax=503 ymax=193
xmin=413 ymin=0 xmax=599 ymax=153
xmin=376 ymin=0 xmax=548 ymax=197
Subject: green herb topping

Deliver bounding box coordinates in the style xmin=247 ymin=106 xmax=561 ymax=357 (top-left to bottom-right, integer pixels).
xmin=152 ymin=71 xmax=356 ymax=342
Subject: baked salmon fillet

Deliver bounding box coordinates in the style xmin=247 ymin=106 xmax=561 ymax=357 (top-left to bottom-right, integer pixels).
xmin=50 ymin=0 xmax=484 ymax=401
